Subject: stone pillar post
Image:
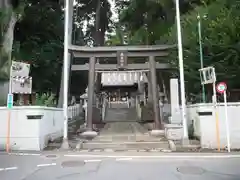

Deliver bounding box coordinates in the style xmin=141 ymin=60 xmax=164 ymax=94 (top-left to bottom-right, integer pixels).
xmin=87 ymin=56 xmax=96 ymax=130
xmin=149 ymin=56 xmax=163 ymax=135
xmin=170 ymin=78 xmax=181 ymax=124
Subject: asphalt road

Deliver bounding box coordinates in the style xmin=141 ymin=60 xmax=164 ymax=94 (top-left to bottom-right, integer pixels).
xmin=1 ymin=152 xmax=240 ymax=180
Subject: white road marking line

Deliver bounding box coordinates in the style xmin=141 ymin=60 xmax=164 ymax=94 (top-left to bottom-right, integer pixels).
xmin=84 ymin=159 xmax=102 ymax=163
xmin=116 ymin=158 xmax=133 ymax=161
xmin=9 ymin=153 xmax=41 ymax=156
xmin=37 ymin=163 xmax=57 ymax=167
xmin=64 ymin=154 xmax=240 ymax=159
xmin=5 ymin=167 xmax=18 ymax=170
xmin=0 ymin=167 xmax=18 ymax=172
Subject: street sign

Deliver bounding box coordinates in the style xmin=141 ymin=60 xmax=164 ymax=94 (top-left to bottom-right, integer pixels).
xmin=199 ymin=66 xmax=216 ymax=85
xmin=12 ymin=61 xmax=30 ymax=77
xmin=7 ymin=93 xmax=13 ymax=108
xmin=11 ymin=76 xmax=32 ymax=94
xmin=216 ymin=82 xmax=227 ymax=94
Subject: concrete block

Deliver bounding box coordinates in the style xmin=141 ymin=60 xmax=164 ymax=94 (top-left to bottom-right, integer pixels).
xmin=80 ymin=131 xmax=98 ymax=138
xmin=150 ymin=129 xmax=165 ymax=137
xmin=165 ymin=124 xmax=183 ymax=140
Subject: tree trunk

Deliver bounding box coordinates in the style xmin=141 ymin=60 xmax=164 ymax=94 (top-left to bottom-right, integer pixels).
xmin=0 ymin=1 xmax=17 ymax=105
xmin=94 ymin=0 xmax=102 ymax=93
xmin=95 ymin=0 xmax=101 ymax=46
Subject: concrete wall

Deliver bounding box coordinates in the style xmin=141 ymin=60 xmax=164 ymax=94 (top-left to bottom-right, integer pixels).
xmin=0 ymin=104 xmax=82 ymax=151
xmin=186 ymin=103 xmax=240 ymax=149
xmin=0 ymin=107 xmax=40 ymax=151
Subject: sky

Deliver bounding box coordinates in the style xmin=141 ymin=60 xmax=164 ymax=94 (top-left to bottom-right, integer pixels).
xmin=80 ymin=0 xmax=119 ymax=41
xmin=107 ymin=0 xmax=119 ymax=23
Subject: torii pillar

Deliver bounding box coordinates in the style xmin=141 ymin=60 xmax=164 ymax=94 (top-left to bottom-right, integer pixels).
xmin=149 ymin=56 xmax=164 ymax=136
xmin=81 ymin=56 xmax=98 ymax=138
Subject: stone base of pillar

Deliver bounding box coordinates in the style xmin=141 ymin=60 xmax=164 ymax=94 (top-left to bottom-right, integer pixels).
xmin=60 ymin=138 xmax=70 ymax=150
xmin=81 ymin=131 xmax=98 ymax=138
xmin=181 ymin=137 xmax=190 ymax=146
xmin=150 ymin=129 xmax=165 ymax=137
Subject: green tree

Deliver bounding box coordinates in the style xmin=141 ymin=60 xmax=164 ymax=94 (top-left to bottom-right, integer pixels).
xmin=0 ymin=0 xmax=25 ymax=104
xmin=163 ymin=0 xmax=240 ymax=100
xmin=13 ymin=0 xmax=64 ymax=93
xmin=118 ymin=0 xmax=215 ymax=45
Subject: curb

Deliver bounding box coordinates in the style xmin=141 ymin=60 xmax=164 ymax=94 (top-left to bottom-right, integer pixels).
xmin=74 ymin=148 xmax=172 ymax=153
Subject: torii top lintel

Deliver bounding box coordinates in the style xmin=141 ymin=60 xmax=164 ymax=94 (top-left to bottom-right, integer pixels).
xmin=68 ymin=44 xmax=175 ymax=58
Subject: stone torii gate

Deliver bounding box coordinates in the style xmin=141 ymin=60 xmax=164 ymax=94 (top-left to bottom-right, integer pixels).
xmin=68 ymin=45 xmax=173 ymax=136
xmin=59 ymin=0 xmax=174 ymax=145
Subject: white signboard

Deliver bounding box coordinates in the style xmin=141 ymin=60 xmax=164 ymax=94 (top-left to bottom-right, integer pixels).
xmin=199 ymin=66 xmax=216 ymax=85
xmin=11 ymin=76 xmax=32 ymax=94
xmin=101 ymin=72 xmax=147 ymax=86
xmin=12 ymin=61 xmax=30 ymax=77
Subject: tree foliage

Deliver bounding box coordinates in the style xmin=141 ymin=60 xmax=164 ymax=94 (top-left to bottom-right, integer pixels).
xmin=9 ymin=0 xmax=113 ymax=95
xmin=118 ymin=0 xmax=215 ymax=45
xmin=162 ymin=0 xmax=240 ymax=100
xmin=115 ymin=0 xmax=240 ymax=101
xmin=12 ymin=0 xmax=64 ymax=92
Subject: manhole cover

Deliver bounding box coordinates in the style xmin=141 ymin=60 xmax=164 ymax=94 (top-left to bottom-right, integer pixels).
xmin=177 ymin=166 xmax=205 ymax=175
xmin=61 ymin=161 xmax=85 ymax=168
xmin=45 ymin=154 xmax=58 ymax=158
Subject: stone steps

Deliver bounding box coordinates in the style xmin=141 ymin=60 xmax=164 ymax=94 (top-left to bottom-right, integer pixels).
xmin=92 ymin=134 xmax=166 ymax=142
xmin=104 ymin=108 xmax=138 ymax=122
xmin=80 ymin=121 xmax=170 ymax=151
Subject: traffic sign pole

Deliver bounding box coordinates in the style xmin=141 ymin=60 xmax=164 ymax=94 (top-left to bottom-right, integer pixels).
xmin=216 ymin=82 xmax=231 ymax=152
xmin=223 ymin=90 xmax=231 ymax=152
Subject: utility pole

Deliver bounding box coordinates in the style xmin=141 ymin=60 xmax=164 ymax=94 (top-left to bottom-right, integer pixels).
xmin=175 ymin=0 xmax=189 ymax=143
xmin=61 ymin=0 xmax=70 ymax=149
xmin=197 ymin=14 xmax=207 ymax=103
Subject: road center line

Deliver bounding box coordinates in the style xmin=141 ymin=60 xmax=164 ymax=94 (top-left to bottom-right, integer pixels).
xmin=5 ymin=167 xmax=18 ymax=170
xmin=0 ymin=167 xmax=18 ymax=171
xmin=37 ymin=163 xmax=57 ymax=167
xmin=84 ymin=159 xmax=102 ymax=163
xmin=9 ymin=153 xmax=41 ymax=156
xmin=116 ymin=158 xmax=133 ymax=161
